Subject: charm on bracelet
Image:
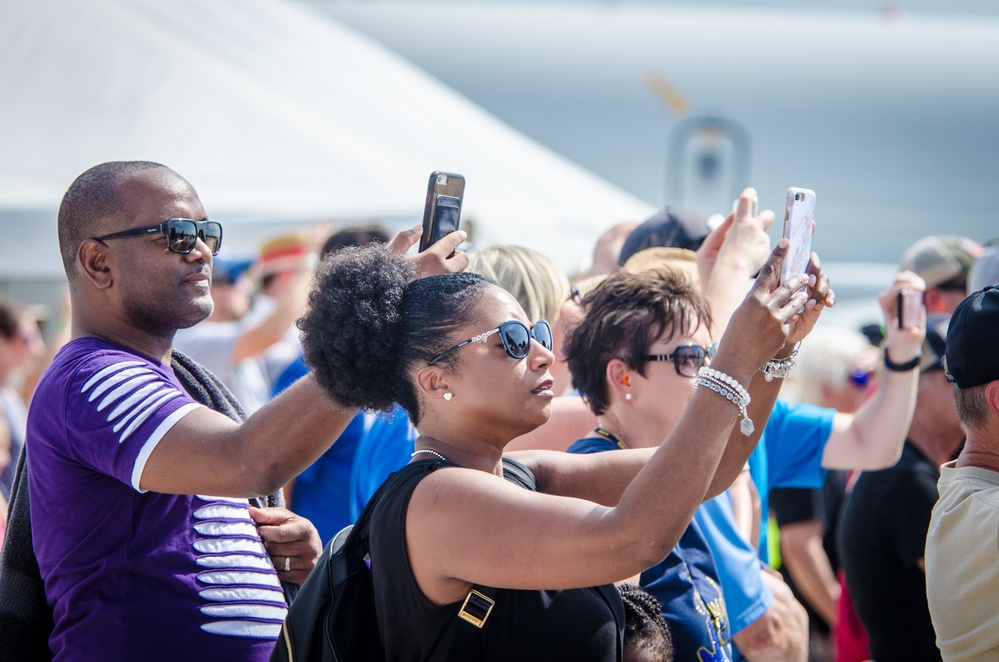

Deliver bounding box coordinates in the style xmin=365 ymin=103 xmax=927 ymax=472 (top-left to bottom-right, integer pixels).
xmin=760 ymin=342 xmax=801 ymax=382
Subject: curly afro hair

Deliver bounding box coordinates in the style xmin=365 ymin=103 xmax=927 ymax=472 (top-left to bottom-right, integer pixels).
xmin=618 ymin=583 xmax=674 ymax=662
xmin=299 ymin=245 xmax=489 ymax=425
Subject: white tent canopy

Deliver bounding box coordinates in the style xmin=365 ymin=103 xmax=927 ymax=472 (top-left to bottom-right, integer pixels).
xmin=0 ymin=0 xmax=654 ymax=282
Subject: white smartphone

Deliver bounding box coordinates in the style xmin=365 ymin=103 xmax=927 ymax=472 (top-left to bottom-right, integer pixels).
xmin=898 ymin=289 xmax=923 ymax=329
xmin=781 ymin=187 xmax=816 ymax=286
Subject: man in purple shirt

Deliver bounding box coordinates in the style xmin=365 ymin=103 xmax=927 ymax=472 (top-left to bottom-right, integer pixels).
xmin=27 ymin=161 xmax=466 ymax=660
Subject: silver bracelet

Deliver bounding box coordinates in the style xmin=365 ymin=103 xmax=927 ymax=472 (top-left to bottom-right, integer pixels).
xmin=696 ymin=367 xmax=754 ymax=436
xmin=759 ymin=342 xmax=801 ymax=382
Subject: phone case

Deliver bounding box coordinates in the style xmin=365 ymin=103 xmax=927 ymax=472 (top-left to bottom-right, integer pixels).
xmin=898 ymin=289 xmax=922 ymax=329
xmin=781 ymin=187 xmax=816 ymax=285
xmin=418 ymin=171 xmax=465 ymax=252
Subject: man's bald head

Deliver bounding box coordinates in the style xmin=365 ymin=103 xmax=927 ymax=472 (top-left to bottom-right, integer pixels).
xmin=57 ymin=161 xmax=170 ymax=282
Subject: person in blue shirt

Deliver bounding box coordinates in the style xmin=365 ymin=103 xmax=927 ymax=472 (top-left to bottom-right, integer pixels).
xmin=562 ymin=261 xmax=830 ymax=661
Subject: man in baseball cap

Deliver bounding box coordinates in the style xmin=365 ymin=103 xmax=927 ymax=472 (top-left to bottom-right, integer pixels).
xmin=900 ymin=234 xmax=983 ymax=314
xmin=925 ymin=285 xmax=999 ymax=660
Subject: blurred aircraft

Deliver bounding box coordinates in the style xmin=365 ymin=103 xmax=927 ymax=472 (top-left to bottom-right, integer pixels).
xmin=311 ymin=1 xmax=998 ymax=304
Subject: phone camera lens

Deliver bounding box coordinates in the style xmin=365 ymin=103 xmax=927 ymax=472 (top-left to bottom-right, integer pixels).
xmin=794 ymin=193 xmax=801 ymax=201
xmin=436 ymin=175 xmax=447 ymax=185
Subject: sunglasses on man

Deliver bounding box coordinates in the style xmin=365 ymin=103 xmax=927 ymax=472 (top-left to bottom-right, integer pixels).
xmin=428 ymin=319 xmax=553 ymax=366
xmin=94 ymin=218 xmax=223 ymax=255
xmin=645 ymin=343 xmax=717 ymax=378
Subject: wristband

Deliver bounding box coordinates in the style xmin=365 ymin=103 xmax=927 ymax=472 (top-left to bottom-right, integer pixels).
xmin=883 ymin=350 xmax=920 ymax=372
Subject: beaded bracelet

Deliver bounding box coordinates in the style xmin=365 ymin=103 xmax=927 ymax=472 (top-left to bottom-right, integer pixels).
xmin=759 ymin=342 xmax=801 ymax=382
xmin=696 ymin=367 xmax=754 ymax=436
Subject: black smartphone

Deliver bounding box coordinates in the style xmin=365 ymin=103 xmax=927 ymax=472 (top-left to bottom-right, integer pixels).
xmin=418 ymin=171 xmax=465 ymax=252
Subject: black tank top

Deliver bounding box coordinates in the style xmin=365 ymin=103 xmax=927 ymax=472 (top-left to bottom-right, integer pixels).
xmin=369 ymin=458 xmax=624 ymax=662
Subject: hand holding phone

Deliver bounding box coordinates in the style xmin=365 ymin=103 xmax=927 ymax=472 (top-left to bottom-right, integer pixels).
xmin=418 ymin=171 xmax=465 ymax=253
xmin=780 ymin=187 xmax=816 ymax=286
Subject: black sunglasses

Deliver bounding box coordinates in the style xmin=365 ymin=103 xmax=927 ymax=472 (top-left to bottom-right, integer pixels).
xmin=94 ymin=218 xmax=223 ymax=255
xmin=428 ymin=319 xmax=553 ymax=366
xmin=645 ymin=343 xmax=717 ymax=378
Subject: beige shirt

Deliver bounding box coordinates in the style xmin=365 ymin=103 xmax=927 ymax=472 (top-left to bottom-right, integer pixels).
xmin=925 ymin=461 xmax=999 ymax=661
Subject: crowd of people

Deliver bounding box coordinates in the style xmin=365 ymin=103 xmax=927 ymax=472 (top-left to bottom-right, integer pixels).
xmin=0 ymin=160 xmax=998 ymax=662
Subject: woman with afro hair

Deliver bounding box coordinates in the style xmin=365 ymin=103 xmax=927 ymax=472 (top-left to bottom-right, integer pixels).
xmin=298 ymin=238 xmax=831 ymax=661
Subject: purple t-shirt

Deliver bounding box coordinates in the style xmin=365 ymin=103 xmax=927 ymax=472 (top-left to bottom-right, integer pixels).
xmin=27 ymin=337 xmax=287 ymax=661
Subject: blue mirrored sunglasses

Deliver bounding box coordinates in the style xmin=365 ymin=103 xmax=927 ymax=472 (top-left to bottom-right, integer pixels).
xmin=428 ymin=319 xmax=553 ymax=366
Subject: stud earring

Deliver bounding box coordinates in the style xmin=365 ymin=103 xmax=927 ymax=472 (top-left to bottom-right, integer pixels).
xmin=443 ymin=393 xmax=453 ymax=401
xmin=625 ymin=393 xmax=632 ymax=401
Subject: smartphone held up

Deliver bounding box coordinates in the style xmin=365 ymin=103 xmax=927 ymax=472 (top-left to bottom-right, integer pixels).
xmin=418 ymin=171 xmax=465 ymax=253
xmin=898 ymin=289 xmax=923 ymax=329
xmin=780 ymin=187 xmax=816 ymax=287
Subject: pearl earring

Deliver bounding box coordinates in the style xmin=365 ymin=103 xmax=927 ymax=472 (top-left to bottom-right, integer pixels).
xmin=443 ymin=393 xmax=453 ymax=401
xmin=625 ymin=393 xmax=632 ymax=401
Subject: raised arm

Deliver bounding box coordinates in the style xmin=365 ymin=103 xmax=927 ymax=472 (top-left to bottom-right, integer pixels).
xmin=139 ymin=229 xmax=468 ymax=498
xmin=408 ymin=241 xmax=823 ymax=594
xmin=822 ymin=271 xmax=924 ymax=470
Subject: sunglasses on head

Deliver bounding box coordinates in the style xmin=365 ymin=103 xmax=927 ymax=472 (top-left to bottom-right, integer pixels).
xmin=645 ymin=342 xmax=717 ymax=378
xmin=94 ymin=218 xmax=223 ymax=255
xmin=428 ymin=319 xmax=553 ymax=366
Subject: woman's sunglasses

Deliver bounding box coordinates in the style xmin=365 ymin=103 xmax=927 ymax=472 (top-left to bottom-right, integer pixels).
xmin=645 ymin=343 xmax=717 ymax=378
xmin=428 ymin=319 xmax=553 ymax=366
xmin=94 ymin=218 xmax=223 ymax=255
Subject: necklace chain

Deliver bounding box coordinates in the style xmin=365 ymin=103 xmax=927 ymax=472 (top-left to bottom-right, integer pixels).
xmin=411 ymin=449 xmax=448 ymax=463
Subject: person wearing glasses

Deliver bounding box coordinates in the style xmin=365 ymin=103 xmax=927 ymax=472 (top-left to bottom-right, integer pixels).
xmin=296 ymin=236 xmax=831 ymax=660
xmin=609 ymin=189 xmax=927 ymax=662
xmin=562 ymin=267 xmax=741 ymax=661
xmin=22 ymin=161 xmax=466 ymax=661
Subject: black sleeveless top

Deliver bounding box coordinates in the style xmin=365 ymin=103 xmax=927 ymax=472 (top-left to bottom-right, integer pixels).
xmin=369 ymin=458 xmax=625 ymax=662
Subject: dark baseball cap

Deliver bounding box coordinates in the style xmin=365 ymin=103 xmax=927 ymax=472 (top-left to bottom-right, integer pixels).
xmin=946 ymin=285 xmax=999 ymax=388
xmin=617 ymin=207 xmax=716 ymax=266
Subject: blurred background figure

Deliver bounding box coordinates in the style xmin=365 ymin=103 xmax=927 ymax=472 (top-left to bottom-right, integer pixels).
xmin=245 ymin=232 xmax=320 ymax=385
xmin=0 ymin=297 xmax=45 ymax=501
xmin=572 ymin=219 xmax=639 ymax=282
xmin=900 ymin=234 xmax=982 ymax=314
xmin=968 ymin=241 xmax=999 ymax=293
xmin=769 ymin=327 xmax=881 ymax=662
xmin=837 ymin=315 xmax=961 ymax=662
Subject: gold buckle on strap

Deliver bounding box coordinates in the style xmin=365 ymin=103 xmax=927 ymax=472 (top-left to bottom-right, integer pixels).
xmin=457 ymin=589 xmax=495 ymax=628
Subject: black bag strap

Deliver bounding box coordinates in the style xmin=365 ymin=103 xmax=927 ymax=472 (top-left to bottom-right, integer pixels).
xmin=442 ymin=457 xmax=535 ymax=662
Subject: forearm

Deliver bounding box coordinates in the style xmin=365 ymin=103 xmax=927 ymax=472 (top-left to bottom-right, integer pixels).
xmin=234 ymin=376 xmax=355 ymax=491
xmin=822 ymin=369 xmax=917 ymax=470
xmin=730 ymin=471 xmax=762 ymax=546
xmin=780 ymin=523 xmax=840 ymax=627
xmin=142 ymin=375 xmax=355 ymax=497
xmin=733 ymin=570 xmax=809 ymax=662
xmin=233 ymin=271 xmax=310 ymax=363
xmin=707 ymin=343 xmax=792 ymax=498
